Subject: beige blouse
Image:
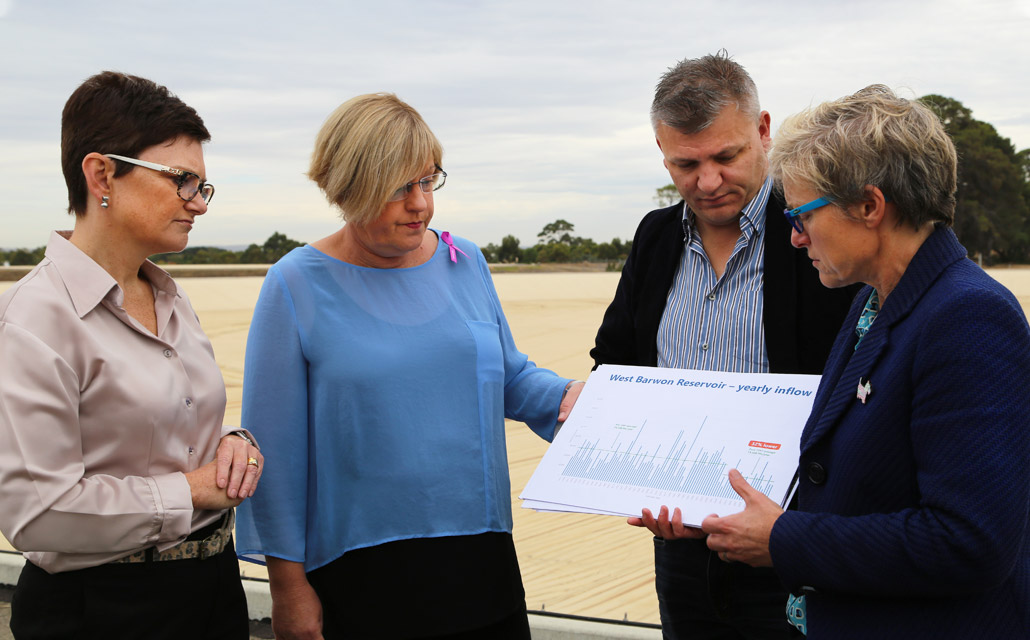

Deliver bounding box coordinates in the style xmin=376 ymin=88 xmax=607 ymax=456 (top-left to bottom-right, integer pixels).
xmin=0 ymin=231 xmax=233 ymax=573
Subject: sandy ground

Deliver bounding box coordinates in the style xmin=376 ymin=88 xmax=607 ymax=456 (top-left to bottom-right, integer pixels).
xmin=2 ymin=267 xmax=1030 ymax=624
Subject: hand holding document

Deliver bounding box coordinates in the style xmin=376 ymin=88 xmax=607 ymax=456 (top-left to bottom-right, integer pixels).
xmin=521 ymin=365 xmax=820 ymax=526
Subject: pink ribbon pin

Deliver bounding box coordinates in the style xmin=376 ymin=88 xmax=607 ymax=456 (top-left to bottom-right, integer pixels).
xmin=440 ymin=231 xmax=469 ymax=263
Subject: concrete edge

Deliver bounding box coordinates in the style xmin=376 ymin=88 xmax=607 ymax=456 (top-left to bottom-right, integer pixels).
xmin=0 ymin=554 xmax=19 ymax=589
xmin=241 ymin=577 xmax=272 ymax=620
xmin=2 ymin=553 xmax=661 ymax=639
xmin=526 ymin=612 xmax=662 ymax=639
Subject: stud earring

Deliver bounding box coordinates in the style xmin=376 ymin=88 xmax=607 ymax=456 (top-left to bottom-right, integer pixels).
xmin=100 ymin=196 xmax=109 ymax=209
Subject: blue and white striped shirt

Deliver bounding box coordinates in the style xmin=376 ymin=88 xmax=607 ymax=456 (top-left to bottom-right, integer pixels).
xmin=656 ymin=176 xmax=772 ymax=373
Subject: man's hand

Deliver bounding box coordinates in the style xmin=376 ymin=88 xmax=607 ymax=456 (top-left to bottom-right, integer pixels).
xmin=627 ymin=505 xmax=706 ymax=540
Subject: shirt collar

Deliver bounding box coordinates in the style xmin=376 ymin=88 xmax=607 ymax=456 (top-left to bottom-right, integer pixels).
xmin=680 ymin=175 xmax=773 ymax=242
xmin=45 ymin=231 xmax=181 ymax=318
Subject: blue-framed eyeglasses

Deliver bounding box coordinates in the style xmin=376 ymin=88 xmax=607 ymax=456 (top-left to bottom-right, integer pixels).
xmin=783 ymin=196 xmax=832 ymax=233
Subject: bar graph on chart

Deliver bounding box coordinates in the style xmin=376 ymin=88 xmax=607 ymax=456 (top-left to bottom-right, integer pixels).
xmin=561 ymin=419 xmax=778 ymax=501
xmin=521 ymin=365 xmax=820 ymax=524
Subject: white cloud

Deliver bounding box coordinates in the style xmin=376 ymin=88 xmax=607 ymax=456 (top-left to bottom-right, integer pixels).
xmin=2 ymin=0 xmax=1028 ymax=249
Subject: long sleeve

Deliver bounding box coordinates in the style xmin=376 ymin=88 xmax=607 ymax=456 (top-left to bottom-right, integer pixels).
xmin=234 ymin=267 xmax=311 ymax=564
xmin=590 ymin=205 xmax=684 ymax=369
xmin=473 ymin=251 xmax=569 ymax=441
xmin=591 ymin=214 xmax=651 ymax=368
xmin=0 ymin=235 xmax=232 ymax=573
xmin=0 ymin=321 xmax=192 ymax=555
xmin=770 ymin=279 xmax=1030 ymax=598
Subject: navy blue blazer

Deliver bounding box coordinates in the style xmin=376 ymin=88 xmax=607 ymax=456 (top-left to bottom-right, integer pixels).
xmin=770 ymin=227 xmax=1030 ymax=638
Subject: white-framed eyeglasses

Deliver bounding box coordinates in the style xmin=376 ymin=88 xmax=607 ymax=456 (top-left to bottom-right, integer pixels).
xmin=105 ymin=154 xmax=215 ymax=204
xmin=386 ymin=167 xmax=447 ymax=202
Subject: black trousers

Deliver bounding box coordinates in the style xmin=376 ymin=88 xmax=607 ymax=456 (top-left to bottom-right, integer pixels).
xmin=9 ymin=541 xmax=249 ymax=640
xmin=654 ymin=537 xmax=801 ymax=640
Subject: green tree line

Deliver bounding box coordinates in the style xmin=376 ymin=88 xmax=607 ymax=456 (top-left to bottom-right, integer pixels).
xmin=1 ymin=225 xmax=631 ymax=267
xmin=0 ymin=232 xmax=305 ymax=266
xmin=149 ymin=232 xmax=304 ymax=264
xmin=1 ymin=246 xmax=47 ymax=266
xmin=920 ymin=94 xmax=1030 ymax=263
xmin=479 ymin=218 xmax=632 ymax=266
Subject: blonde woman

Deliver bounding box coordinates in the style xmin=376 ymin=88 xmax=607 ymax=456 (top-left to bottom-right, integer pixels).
xmin=236 ymin=93 xmax=583 ymax=640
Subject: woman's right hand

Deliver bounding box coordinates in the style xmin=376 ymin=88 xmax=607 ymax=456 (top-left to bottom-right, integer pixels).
xmin=184 ymin=461 xmax=243 ymax=510
xmin=268 ymin=558 xmax=324 ymax=640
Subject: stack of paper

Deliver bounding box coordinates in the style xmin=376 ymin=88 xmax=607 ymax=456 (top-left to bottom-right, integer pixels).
xmin=521 ymin=365 xmax=820 ymax=526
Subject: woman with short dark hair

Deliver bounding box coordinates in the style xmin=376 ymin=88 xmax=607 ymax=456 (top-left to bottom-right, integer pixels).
xmin=0 ymin=71 xmax=261 ymax=639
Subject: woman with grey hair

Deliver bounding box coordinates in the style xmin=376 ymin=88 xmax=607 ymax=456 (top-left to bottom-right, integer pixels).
xmin=700 ymin=85 xmax=1030 ymax=638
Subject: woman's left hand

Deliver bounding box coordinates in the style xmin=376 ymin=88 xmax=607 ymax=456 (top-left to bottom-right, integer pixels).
xmin=557 ymin=381 xmax=585 ymax=423
xmin=701 ymin=469 xmax=782 ymax=567
xmin=215 ymin=434 xmax=263 ymax=500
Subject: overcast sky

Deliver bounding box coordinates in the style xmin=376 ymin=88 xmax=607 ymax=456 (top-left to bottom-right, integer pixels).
xmin=2 ymin=0 xmax=1029 ymax=251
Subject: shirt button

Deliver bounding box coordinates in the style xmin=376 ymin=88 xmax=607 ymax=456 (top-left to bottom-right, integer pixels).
xmin=188 ymin=446 xmax=195 ymax=455
xmin=184 ymin=398 xmax=193 ymax=408
xmin=708 ymin=293 xmax=716 ymax=301
xmin=163 ymin=349 xmax=173 ymax=358
xmin=807 ymin=462 xmax=827 ymax=485
xmin=701 ymin=343 xmax=709 ymax=351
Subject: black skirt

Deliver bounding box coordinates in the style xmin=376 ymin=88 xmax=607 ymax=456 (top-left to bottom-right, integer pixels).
xmin=305 ymin=531 xmax=530 ymax=639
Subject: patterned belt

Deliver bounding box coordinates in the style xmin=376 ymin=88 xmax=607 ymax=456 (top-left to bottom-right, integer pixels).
xmin=111 ymin=510 xmax=234 ymax=563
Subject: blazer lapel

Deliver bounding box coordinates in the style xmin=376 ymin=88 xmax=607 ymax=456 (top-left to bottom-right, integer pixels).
xmin=800 ymin=307 xmax=887 ymax=450
xmin=799 ymin=227 xmax=967 ymax=451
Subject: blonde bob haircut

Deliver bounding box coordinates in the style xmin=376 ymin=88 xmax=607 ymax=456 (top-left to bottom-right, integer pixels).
xmin=308 ymin=93 xmax=443 ymax=225
xmin=770 ymin=84 xmax=957 ymax=229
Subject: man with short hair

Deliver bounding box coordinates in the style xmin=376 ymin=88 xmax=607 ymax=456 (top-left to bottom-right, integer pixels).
xmin=591 ymin=51 xmax=859 ymax=639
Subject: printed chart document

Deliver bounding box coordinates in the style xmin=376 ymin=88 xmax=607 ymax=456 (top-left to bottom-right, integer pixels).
xmin=521 ymin=365 xmax=820 ymax=526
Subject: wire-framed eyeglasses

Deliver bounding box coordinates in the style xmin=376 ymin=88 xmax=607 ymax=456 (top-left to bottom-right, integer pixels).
xmin=105 ymin=154 xmax=215 ymax=204
xmin=387 ymin=168 xmax=447 ymax=202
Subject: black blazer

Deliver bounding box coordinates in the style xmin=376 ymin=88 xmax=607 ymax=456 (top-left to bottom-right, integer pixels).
xmin=591 ymin=193 xmax=860 ymax=373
